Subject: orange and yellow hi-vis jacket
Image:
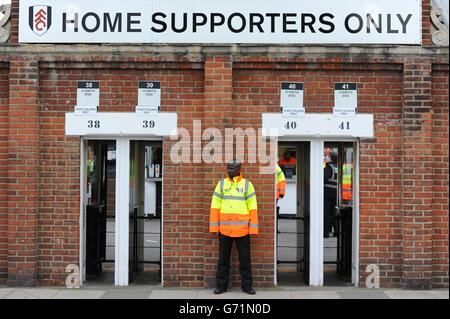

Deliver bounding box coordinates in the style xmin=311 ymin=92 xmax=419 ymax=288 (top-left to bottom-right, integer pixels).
xmin=276 ymin=165 xmax=286 ymax=200
xmin=210 ymin=173 xmax=258 ymax=237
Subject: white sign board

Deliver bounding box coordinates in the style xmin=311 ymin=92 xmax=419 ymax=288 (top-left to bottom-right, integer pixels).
xmin=65 ymin=112 xmax=177 ymax=136
xmin=334 ymin=82 xmax=357 ymax=117
xmin=19 ymin=0 xmax=421 ymax=44
xmin=76 ymin=81 xmax=99 ymax=114
xmin=281 ymin=82 xmax=304 ymax=118
xmin=262 ymin=113 xmax=373 ymax=137
xmin=138 ymin=81 xmax=161 ymax=107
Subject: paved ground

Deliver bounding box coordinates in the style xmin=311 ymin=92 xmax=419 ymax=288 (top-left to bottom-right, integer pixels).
xmin=0 ymin=284 xmax=447 ymax=299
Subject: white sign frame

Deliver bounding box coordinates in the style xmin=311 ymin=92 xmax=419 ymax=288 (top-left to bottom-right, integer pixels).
xmin=65 ymin=112 xmax=178 ymax=136
xmin=76 ymin=81 xmax=99 ymax=109
xmin=281 ymin=82 xmax=305 ymax=118
xmin=138 ymin=81 xmax=161 ymax=107
xmin=334 ymin=82 xmax=357 ymax=117
xmin=19 ymin=0 xmax=422 ymax=44
xmin=262 ymin=113 xmax=373 ymax=137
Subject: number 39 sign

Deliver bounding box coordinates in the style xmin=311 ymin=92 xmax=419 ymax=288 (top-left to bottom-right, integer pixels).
xmin=138 ymin=81 xmax=161 ymax=107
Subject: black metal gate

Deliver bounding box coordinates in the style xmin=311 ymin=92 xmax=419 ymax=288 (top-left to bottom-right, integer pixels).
xmin=276 ymin=213 xmax=306 ymax=272
xmin=336 ymin=206 xmax=352 ymax=281
xmin=85 ymin=204 xmax=106 ymax=280
xmin=128 ymin=207 xmax=161 ymax=283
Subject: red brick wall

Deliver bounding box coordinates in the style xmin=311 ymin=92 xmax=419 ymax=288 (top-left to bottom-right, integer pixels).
xmin=357 ymin=67 xmax=404 ymax=289
xmin=9 ymin=0 xmax=18 ymax=43
xmin=357 ymin=66 xmax=404 ymax=289
xmin=0 ymin=64 xmax=8 ymax=283
xmin=38 ymin=67 xmax=81 ymax=285
xmin=8 ymin=56 xmax=39 ymax=286
xmin=401 ymin=60 xmax=434 ymax=289
xmin=0 ymin=53 xmax=446 ymax=289
xmin=422 ymin=0 xmax=431 ymax=46
xmin=199 ymin=57 xmax=277 ymax=288
xmin=431 ymin=65 xmax=449 ymax=288
xmin=38 ymin=62 xmax=204 ymax=285
xmin=232 ymin=61 xmax=404 ymax=287
xmin=0 ymin=0 xmax=446 ymax=290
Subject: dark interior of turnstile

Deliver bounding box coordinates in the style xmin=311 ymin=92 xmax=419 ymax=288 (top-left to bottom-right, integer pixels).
xmin=277 ymin=142 xmax=310 ymax=285
xmin=85 ymin=140 xmax=162 ymax=284
xmin=323 ymin=142 xmax=354 ymax=285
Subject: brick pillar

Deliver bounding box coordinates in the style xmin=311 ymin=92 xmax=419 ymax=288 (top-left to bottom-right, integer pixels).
xmin=401 ymin=59 xmax=433 ymax=289
xmin=421 ymin=0 xmax=431 ymax=46
xmin=203 ymin=55 xmax=233 ymax=288
xmin=7 ymin=56 xmax=39 ymax=286
xmin=9 ymin=0 xmax=18 ymax=43
xmin=0 ymin=63 xmax=9 ymax=283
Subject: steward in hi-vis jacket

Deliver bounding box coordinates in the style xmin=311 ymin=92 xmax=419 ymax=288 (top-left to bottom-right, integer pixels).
xmin=209 ymin=159 xmax=257 ymax=295
xmin=276 ymin=164 xmax=286 ymax=200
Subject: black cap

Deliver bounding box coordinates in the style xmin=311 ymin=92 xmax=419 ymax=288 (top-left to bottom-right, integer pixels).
xmin=227 ymin=159 xmax=242 ymax=166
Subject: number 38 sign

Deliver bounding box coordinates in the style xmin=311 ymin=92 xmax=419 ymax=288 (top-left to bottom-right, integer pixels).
xmin=76 ymin=82 xmax=100 ymax=106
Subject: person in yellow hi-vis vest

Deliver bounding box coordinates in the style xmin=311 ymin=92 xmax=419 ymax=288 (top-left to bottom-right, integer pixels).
xmin=210 ymin=159 xmax=258 ymax=295
xmin=276 ymin=164 xmax=286 ymax=200
xmin=342 ymin=162 xmax=353 ymax=201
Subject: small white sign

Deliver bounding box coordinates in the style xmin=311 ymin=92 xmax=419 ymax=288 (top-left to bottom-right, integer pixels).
xmin=74 ymin=106 xmax=98 ymax=115
xmin=282 ymin=108 xmax=305 ymax=118
xmin=76 ymin=81 xmax=99 ymax=115
xmin=281 ymin=82 xmax=304 ymax=118
xmin=136 ymin=106 xmax=159 ymax=114
xmin=107 ymin=150 xmax=116 ymax=161
xmin=334 ymin=82 xmax=357 ymax=117
xmin=76 ymin=81 xmax=100 ymax=108
xmin=138 ymin=81 xmax=161 ymax=107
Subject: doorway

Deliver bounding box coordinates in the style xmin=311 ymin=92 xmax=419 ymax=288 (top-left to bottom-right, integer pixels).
xmin=276 ymin=140 xmax=357 ymax=286
xmin=276 ymin=142 xmax=310 ymax=285
xmin=82 ymin=139 xmax=162 ymax=286
xmin=129 ymin=141 xmax=162 ymax=284
xmin=323 ymin=142 xmax=355 ymax=286
xmin=84 ymin=140 xmax=116 ymax=284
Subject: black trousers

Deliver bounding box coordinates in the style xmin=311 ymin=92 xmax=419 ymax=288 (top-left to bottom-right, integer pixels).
xmin=216 ymin=233 xmax=252 ymax=290
xmin=324 ymin=196 xmax=337 ymax=236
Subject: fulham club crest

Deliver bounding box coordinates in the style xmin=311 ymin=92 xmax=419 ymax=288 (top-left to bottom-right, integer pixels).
xmin=28 ymin=6 xmax=52 ymax=36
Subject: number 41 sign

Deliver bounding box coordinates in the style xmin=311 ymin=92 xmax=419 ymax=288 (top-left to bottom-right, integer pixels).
xmin=334 ymin=82 xmax=357 ymax=117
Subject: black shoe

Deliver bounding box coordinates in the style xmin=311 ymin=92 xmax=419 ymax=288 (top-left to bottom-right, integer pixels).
xmin=242 ymin=288 xmax=256 ymax=295
xmin=214 ymin=288 xmax=226 ymax=294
